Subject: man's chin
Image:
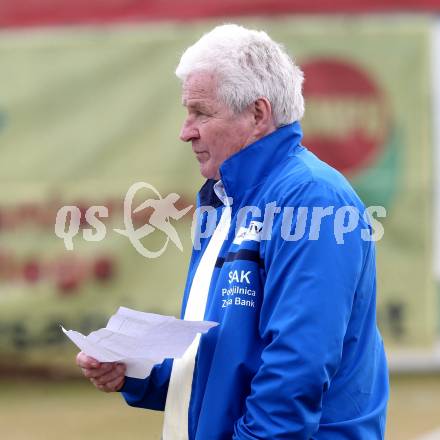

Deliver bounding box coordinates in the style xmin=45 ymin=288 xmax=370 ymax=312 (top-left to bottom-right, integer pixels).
xmin=199 ymin=164 xmax=219 ymax=180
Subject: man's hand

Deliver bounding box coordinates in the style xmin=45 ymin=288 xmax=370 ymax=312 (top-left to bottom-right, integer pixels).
xmin=76 ymin=352 xmax=126 ymax=393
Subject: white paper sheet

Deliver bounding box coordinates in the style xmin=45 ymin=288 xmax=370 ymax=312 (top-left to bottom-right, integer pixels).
xmin=62 ymin=306 xmax=218 ymax=379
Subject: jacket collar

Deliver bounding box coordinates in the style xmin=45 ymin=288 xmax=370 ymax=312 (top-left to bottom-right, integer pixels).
xmin=219 ymin=121 xmax=303 ymax=203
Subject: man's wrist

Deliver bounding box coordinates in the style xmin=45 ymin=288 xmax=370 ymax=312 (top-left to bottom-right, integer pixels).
xmin=116 ymin=377 xmax=126 ymax=392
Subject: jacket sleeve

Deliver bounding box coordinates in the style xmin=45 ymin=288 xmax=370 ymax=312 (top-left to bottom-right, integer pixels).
xmin=119 ymin=359 xmax=173 ymax=411
xmin=233 ymin=181 xmax=367 ymax=439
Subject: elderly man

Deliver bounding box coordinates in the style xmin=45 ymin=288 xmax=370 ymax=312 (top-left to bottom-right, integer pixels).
xmin=77 ymin=24 xmax=389 ymax=439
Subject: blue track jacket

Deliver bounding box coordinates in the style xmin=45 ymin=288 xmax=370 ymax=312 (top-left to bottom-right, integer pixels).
xmin=120 ymin=122 xmax=389 ymax=439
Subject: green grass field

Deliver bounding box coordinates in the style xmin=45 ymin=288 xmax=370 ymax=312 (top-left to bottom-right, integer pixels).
xmin=1 ymin=375 xmax=440 ymax=440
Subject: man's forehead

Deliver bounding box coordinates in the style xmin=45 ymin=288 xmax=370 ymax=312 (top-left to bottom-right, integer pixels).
xmin=181 ymin=71 xmax=218 ymax=104
xmin=182 ymin=96 xmax=213 ymax=108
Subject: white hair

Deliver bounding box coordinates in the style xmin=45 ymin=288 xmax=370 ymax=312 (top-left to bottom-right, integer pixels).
xmin=175 ymin=24 xmax=305 ymax=126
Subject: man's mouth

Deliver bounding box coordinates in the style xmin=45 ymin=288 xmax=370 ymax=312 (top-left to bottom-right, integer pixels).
xmin=194 ymin=151 xmax=209 ymax=162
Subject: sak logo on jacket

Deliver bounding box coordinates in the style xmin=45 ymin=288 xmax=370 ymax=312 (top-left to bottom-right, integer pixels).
xmin=233 ymin=221 xmax=263 ymax=245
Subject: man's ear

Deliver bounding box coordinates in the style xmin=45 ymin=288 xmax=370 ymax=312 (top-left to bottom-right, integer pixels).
xmin=253 ymin=98 xmax=276 ymax=134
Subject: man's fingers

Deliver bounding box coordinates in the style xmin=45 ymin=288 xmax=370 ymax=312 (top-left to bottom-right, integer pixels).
xmin=103 ymin=375 xmax=126 ymax=393
xmin=76 ymin=352 xmax=100 ymax=369
xmin=81 ymin=362 xmax=115 ymax=379
xmin=90 ymin=370 xmax=126 ymax=393
xmin=76 ymin=351 xmax=126 ymax=392
xmin=94 ymin=364 xmax=126 ymax=385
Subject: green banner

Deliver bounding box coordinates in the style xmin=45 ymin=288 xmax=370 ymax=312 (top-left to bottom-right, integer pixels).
xmin=0 ymin=17 xmax=436 ymax=372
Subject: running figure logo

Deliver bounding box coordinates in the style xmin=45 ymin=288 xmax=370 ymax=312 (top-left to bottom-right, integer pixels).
xmin=114 ymin=182 xmax=192 ymax=258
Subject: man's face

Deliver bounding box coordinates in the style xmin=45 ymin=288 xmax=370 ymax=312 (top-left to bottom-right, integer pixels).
xmin=180 ymin=71 xmax=255 ymax=179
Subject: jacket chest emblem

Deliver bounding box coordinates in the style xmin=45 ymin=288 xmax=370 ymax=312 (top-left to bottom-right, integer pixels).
xmin=233 ymin=220 xmax=263 ymax=245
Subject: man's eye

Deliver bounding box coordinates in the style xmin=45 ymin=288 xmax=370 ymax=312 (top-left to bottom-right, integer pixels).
xmin=196 ymin=111 xmax=211 ymax=121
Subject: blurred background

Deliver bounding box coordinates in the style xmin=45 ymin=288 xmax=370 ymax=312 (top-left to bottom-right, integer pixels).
xmin=0 ymin=1 xmax=439 ymax=439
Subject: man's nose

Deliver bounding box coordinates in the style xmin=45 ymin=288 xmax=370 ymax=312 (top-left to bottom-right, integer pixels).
xmin=180 ymin=119 xmax=199 ymax=142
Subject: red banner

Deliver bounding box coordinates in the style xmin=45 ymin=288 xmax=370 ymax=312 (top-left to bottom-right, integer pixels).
xmin=1 ymin=0 xmax=440 ymax=28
